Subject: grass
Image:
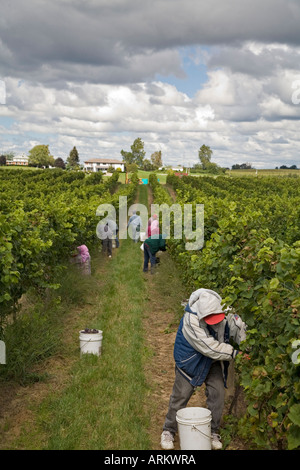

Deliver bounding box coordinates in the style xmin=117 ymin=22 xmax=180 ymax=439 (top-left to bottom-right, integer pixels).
xmin=0 ymin=260 xmax=101 ymax=385
xmin=226 ymin=168 xmax=300 ymax=177
xmin=0 ymin=166 xmax=41 ymax=171
xmin=2 ymin=165 xmax=299 ymax=180
xmin=102 ymin=170 xmax=167 ymax=185
xmin=41 ymin=239 xmax=151 ymax=450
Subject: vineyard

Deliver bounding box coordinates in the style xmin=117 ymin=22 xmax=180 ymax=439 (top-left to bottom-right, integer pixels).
xmin=150 ymin=173 xmax=300 ymax=450
xmin=0 ymin=168 xmax=299 ymax=450
xmin=0 ymin=168 xmax=137 ymax=326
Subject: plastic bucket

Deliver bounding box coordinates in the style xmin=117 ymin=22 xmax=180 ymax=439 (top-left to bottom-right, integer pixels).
xmin=79 ymin=329 xmax=103 ymax=356
xmin=176 ymin=407 xmax=212 ymax=450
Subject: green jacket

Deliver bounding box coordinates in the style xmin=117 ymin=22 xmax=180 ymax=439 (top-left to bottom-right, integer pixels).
xmin=144 ymin=234 xmax=166 ymax=255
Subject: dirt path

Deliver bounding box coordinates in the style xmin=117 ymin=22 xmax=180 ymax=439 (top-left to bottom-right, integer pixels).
xmin=143 ymin=184 xmax=243 ymax=450
xmin=142 ymin=251 xmax=207 ymax=450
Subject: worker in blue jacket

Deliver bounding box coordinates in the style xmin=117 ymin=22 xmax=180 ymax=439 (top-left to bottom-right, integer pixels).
xmin=161 ymin=288 xmax=247 ymax=450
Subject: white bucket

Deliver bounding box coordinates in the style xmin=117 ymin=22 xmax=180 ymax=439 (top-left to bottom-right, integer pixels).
xmin=79 ymin=329 xmax=103 ymax=356
xmin=176 ymin=407 xmax=212 ymax=450
xmin=140 ymin=232 xmax=147 ymax=241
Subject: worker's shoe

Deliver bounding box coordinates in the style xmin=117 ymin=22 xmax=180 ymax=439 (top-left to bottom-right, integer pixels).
xmin=211 ymin=433 xmax=223 ymax=450
xmin=160 ymin=430 xmax=174 ymax=450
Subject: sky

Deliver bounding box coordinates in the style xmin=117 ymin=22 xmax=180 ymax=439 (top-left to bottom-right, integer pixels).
xmin=0 ymin=0 xmax=300 ymax=169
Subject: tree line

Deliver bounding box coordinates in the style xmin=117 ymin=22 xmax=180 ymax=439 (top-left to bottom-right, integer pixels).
xmin=0 ymin=146 xmax=80 ymax=170
xmin=3 ymin=138 xmax=296 ymax=172
xmin=0 ymin=138 xmax=163 ymax=171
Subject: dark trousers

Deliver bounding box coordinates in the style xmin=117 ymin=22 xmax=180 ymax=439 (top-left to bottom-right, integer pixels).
xmin=102 ymin=238 xmax=112 ymax=256
xmin=143 ymin=244 xmax=156 ymax=272
xmin=163 ymin=362 xmax=225 ymax=435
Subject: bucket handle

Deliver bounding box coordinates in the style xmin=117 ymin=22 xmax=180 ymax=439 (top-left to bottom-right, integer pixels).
xmin=81 ymin=338 xmax=99 ymax=343
xmin=191 ymin=425 xmax=211 ymax=440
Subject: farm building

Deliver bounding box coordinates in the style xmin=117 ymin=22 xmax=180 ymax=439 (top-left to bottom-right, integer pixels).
xmin=6 ymin=155 xmax=29 ymax=166
xmin=83 ymin=158 xmax=125 ymax=173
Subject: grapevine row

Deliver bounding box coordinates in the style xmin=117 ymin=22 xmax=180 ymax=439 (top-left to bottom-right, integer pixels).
xmin=0 ymin=169 xmax=138 ymax=329
xmin=153 ymin=173 xmax=300 ymax=450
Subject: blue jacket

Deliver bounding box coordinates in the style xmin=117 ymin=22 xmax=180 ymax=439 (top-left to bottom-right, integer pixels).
xmin=174 ymin=305 xmax=230 ymax=388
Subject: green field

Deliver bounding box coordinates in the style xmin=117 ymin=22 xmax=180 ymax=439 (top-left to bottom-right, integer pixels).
xmin=226 ymin=168 xmax=300 ymax=177
xmin=2 ymin=164 xmax=299 ymax=180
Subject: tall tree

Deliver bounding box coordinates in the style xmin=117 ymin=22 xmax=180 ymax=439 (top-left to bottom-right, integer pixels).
xmin=198 ymin=145 xmax=213 ymax=170
xmin=142 ymin=159 xmax=155 ymax=171
xmin=67 ymin=146 xmax=80 ymax=168
xmin=3 ymin=151 xmax=14 ymax=162
xmin=151 ymin=150 xmax=162 ymax=169
xmin=121 ymin=137 xmax=145 ymax=168
xmin=28 ymin=145 xmax=55 ymax=167
xmin=54 ymin=157 xmax=66 ymax=169
xmin=0 ymin=155 xmax=7 ymax=166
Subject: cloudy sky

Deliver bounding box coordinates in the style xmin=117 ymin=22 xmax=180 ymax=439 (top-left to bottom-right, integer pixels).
xmin=0 ymin=0 xmax=300 ymax=169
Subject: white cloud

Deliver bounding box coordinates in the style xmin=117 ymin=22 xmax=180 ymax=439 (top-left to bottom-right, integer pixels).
xmin=195 ymin=70 xmax=237 ymax=106
xmin=1 ymin=78 xmax=216 ymax=162
xmin=1 ymin=2 xmax=300 ymax=168
xmin=2 ymin=67 xmax=300 ymax=169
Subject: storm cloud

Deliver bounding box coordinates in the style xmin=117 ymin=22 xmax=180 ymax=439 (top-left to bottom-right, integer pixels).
xmin=1 ymin=0 xmax=300 ymax=85
xmin=0 ymin=0 xmax=300 ymax=168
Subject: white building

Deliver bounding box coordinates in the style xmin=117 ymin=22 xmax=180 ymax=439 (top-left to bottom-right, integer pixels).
xmin=172 ymin=167 xmax=184 ymax=171
xmin=83 ymin=158 xmax=125 ymax=173
xmin=6 ymin=155 xmax=29 ymax=166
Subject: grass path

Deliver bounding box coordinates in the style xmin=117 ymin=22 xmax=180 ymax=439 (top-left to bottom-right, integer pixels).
xmin=43 ymin=238 xmax=151 ymax=450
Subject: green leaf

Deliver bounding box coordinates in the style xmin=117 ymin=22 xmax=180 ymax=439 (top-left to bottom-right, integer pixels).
xmin=269 ymin=278 xmax=280 ymax=290
xmin=288 ymin=425 xmax=300 ymax=450
xmin=288 ymin=404 xmax=300 ymax=427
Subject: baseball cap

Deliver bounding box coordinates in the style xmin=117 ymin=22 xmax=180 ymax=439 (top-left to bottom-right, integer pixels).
xmin=204 ymin=313 xmax=225 ymax=325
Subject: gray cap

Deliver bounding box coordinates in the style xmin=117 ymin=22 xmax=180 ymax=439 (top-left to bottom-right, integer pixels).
xmin=189 ymin=288 xmax=224 ymax=321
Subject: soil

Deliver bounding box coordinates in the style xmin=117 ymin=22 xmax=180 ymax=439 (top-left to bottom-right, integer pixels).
xmin=81 ymin=328 xmax=99 ymax=334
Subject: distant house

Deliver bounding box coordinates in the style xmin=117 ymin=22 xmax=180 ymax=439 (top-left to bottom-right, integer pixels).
xmin=83 ymin=158 xmax=125 ymax=173
xmin=172 ymin=167 xmax=184 ymax=172
xmin=6 ymin=155 xmax=29 ymax=166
